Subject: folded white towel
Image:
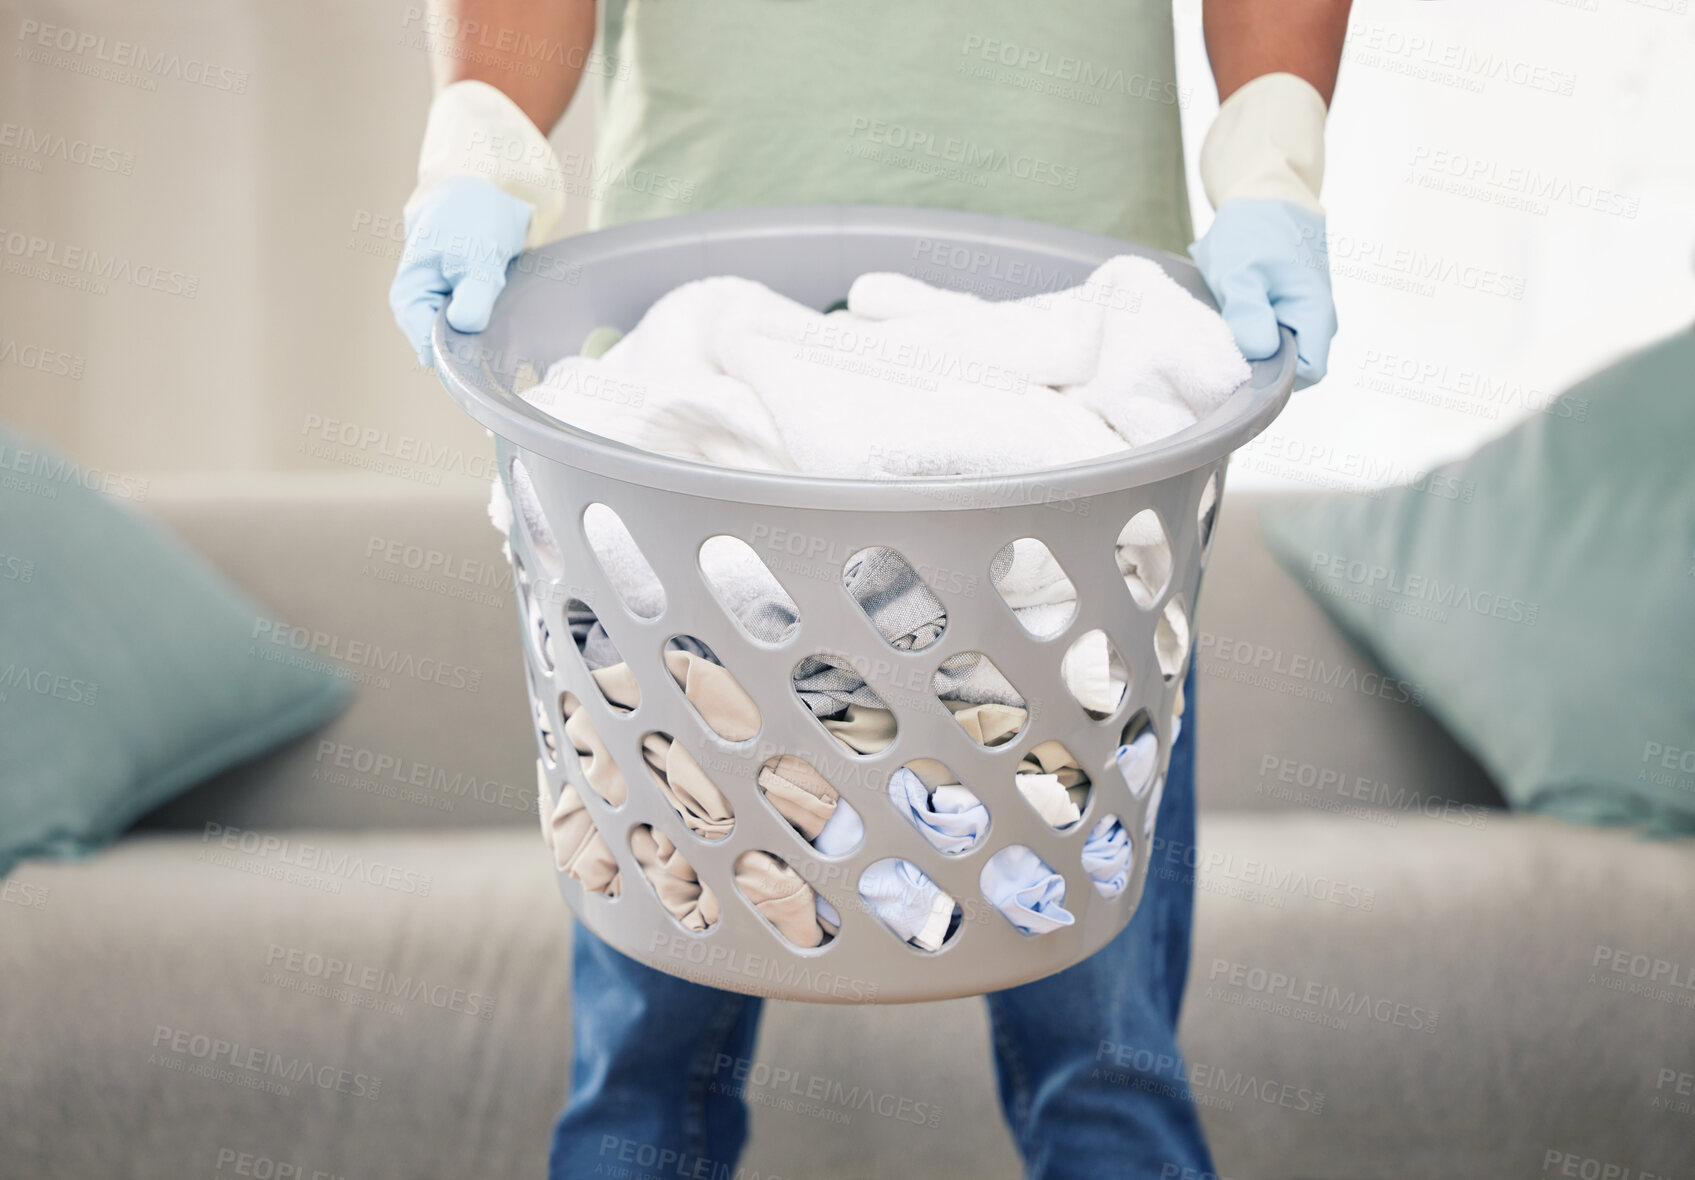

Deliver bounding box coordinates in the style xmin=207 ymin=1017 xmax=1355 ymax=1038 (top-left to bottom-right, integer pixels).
xmin=844 ymin=270 xmax=1104 ymax=388
xmin=520 ymin=257 xmax=1248 ymax=479
xmin=711 ymin=278 xmax=1132 ymax=477
xmin=1059 ymin=256 xmax=1250 ymax=450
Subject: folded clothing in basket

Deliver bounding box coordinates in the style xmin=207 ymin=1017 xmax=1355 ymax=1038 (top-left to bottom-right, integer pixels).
xmin=517 ymin=255 xmax=1249 ymax=479
xmin=541 ymin=630 xmax=1155 ymax=948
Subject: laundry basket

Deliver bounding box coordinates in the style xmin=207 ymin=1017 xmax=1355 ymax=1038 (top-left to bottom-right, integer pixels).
xmin=434 ymin=205 xmax=1295 ymax=1004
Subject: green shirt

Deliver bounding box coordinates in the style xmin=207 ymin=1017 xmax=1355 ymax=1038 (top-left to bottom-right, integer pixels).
xmin=590 ymin=0 xmax=1193 ymax=253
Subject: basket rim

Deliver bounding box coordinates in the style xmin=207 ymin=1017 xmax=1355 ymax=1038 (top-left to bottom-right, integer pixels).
xmin=434 ymin=203 xmax=1297 ymax=512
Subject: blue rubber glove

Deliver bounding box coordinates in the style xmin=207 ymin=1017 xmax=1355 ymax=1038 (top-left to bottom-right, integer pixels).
xmin=388 ymin=174 xmax=533 ymax=368
xmin=1191 ymin=197 xmax=1337 ymax=385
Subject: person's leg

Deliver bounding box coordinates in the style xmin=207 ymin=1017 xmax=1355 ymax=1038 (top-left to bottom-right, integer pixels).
xmin=984 ymin=664 xmax=1213 ymax=1180
xmin=549 ymin=927 xmax=765 ymax=1180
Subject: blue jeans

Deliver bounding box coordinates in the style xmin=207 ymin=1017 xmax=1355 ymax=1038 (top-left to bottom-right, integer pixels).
xmin=551 ymin=669 xmax=1212 ymax=1180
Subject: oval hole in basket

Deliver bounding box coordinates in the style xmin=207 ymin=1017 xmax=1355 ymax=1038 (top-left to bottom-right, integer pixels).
xmin=583 ymin=502 xmax=666 ymax=620
xmin=526 ymin=665 xmax=558 ymax=770
xmin=514 ymin=556 xmax=556 ymax=673
xmin=559 ymin=691 xmax=628 ymax=806
xmin=733 ymin=849 xmax=836 ymax=950
xmin=698 ymin=534 xmax=801 ymax=645
xmin=933 ymin=652 xmax=1026 ymax=749
xmin=1016 ymin=741 xmax=1090 ymax=830
xmin=563 ymin=598 xmax=639 ymax=713
xmin=858 ymin=858 xmax=961 ymax=954
xmin=507 ymin=457 xmax=563 ymax=579
xmin=756 ymin=755 xmax=863 ymax=855
xmin=792 ymin=654 xmax=897 ymax=756
xmin=1197 ymin=469 xmax=1221 ymax=559
xmin=641 ymin=731 xmax=734 ymax=841
xmin=990 ymin=538 xmax=1078 ymax=638
xmin=663 ymin=636 xmax=760 ymax=742
xmin=1081 ymin=813 xmax=1133 ymax=899
xmin=1116 ymin=509 xmax=1173 ymax=609
xmin=1060 ymin=629 xmax=1129 ymax=720
xmin=887 ymin=759 xmax=989 ymax=856
xmin=1156 ymin=596 xmax=1191 ymax=681
xmin=544 ymin=780 xmax=621 ymax=897
xmin=842 ymin=546 xmax=947 ymax=651
xmin=1115 ymin=709 xmax=1159 ymax=800
xmin=979 ymin=846 xmax=1074 ymax=936
xmin=629 ymin=824 xmax=720 ymax=933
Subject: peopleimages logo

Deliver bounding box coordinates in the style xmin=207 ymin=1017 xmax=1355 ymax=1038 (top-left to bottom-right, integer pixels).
xmin=149 ymin=1026 xmax=379 ymax=1100
xmin=845 ymin=115 xmax=1079 ymax=190
xmin=711 ymin=1054 xmax=942 ymax=1128
xmin=313 ymin=739 xmax=532 ymax=814
xmin=250 ymin=619 xmax=483 ymax=693
xmin=648 ymin=932 xmax=879 ymax=1002
xmin=958 ymin=33 xmax=1190 ymax=107
xmin=15 ymin=19 xmax=250 ymax=93
xmin=0 ymin=123 xmax=136 ymax=174
xmin=264 ymin=944 xmax=495 ymax=1020
xmin=1306 ymin=551 xmax=1539 ymax=627
xmin=1541 ymin=1149 xmax=1681 ymax=1180
xmin=1206 ymin=957 xmax=1439 ymax=1032
xmin=0 ymin=662 xmax=98 ymax=706
xmin=0 ymin=337 xmax=84 ymax=379
xmin=0 ymin=227 xmax=199 ymax=298
xmin=199 ymin=824 xmax=434 ymax=896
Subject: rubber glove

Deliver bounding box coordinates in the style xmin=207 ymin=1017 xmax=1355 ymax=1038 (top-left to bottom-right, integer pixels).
xmin=1192 ymin=198 xmax=1335 ymax=382
xmin=389 ymin=80 xmax=568 ymax=368
xmin=390 ymin=176 xmax=532 ymax=367
xmin=1191 ymin=73 xmax=1337 ymax=385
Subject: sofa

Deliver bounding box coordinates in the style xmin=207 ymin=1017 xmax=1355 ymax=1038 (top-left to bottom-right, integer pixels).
xmin=4 ymin=473 xmax=1690 ymax=1180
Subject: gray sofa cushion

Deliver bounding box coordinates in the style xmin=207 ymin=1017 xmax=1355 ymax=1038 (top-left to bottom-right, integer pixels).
xmin=8 ymin=814 xmax=1690 ymax=1180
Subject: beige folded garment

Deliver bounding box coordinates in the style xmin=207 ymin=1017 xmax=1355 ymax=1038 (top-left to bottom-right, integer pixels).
xmin=944 ymin=700 xmax=1028 ymax=747
xmin=756 ymin=754 xmax=839 ymax=841
xmin=538 ymin=761 xmax=621 ymax=896
xmin=664 ymin=648 xmax=761 ymax=741
xmin=642 ymin=733 xmax=736 ymax=840
xmin=562 ymin=700 xmax=630 ymax=806
xmin=589 ymin=661 xmax=642 ymax=712
xmin=735 ymin=850 xmax=834 ymax=948
xmin=821 ymin=703 xmax=899 ymax=754
xmin=631 ymin=825 xmax=721 ymax=932
xmin=548 ymin=784 xmax=623 ymax=895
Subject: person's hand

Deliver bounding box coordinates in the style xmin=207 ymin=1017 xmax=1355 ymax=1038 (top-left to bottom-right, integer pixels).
xmin=390 ymin=80 xmax=568 ymax=368
xmin=1192 ymin=72 xmax=1335 ymax=386
xmin=388 ymin=175 xmax=532 ymax=369
xmin=1191 ymin=197 xmax=1336 ymax=383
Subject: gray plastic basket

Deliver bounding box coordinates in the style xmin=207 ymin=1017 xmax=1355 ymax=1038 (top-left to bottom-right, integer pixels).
xmin=435 ymin=205 xmax=1295 ymax=1004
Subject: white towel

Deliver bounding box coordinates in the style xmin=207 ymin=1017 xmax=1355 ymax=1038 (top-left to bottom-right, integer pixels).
xmin=520 ymin=258 xmax=1248 ymax=478
xmin=1060 ymin=256 xmax=1252 ymax=449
